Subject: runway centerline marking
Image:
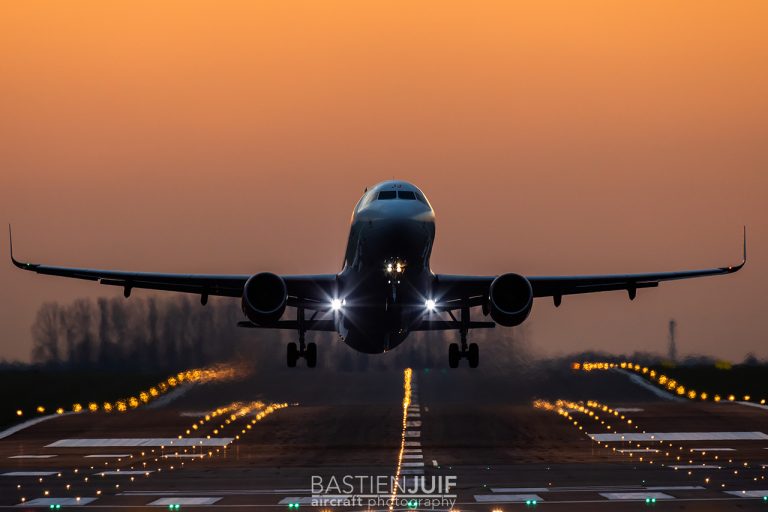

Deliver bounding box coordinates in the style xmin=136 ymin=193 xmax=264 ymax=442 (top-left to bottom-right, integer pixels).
xmin=8 ymin=455 xmax=56 ymax=459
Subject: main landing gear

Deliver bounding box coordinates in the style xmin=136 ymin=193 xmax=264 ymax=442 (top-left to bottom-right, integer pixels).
xmin=287 ymin=307 xmax=317 ymax=368
xmin=448 ymin=303 xmax=479 ymax=368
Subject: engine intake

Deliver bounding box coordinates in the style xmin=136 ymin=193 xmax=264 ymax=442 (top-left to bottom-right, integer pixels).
xmin=242 ymin=272 xmax=287 ymax=325
xmin=488 ymin=273 xmax=533 ymax=327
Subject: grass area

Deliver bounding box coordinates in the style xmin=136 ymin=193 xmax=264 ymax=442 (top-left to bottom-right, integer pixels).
xmin=0 ymin=368 xmax=175 ymax=429
xmin=651 ymin=364 xmax=768 ymax=401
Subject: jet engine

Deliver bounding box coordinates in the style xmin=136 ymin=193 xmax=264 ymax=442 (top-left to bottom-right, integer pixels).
xmin=242 ymin=272 xmax=287 ymax=325
xmin=488 ymin=273 xmax=534 ymax=326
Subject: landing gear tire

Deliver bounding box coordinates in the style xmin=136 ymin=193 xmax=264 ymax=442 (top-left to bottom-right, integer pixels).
xmin=306 ymin=342 xmax=317 ymax=368
xmin=448 ymin=343 xmax=460 ymax=368
xmin=287 ymin=342 xmax=299 ymax=368
xmin=468 ymin=343 xmax=479 ymax=368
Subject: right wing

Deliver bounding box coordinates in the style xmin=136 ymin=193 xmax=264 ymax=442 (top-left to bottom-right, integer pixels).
xmin=9 ymin=226 xmax=336 ymax=307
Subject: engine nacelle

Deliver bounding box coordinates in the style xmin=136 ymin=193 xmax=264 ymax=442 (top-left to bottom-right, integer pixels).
xmin=242 ymin=272 xmax=287 ymax=325
xmin=488 ymin=273 xmax=534 ymax=327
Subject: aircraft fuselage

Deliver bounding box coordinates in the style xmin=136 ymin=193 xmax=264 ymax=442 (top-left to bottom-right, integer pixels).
xmin=337 ymin=181 xmax=436 ymax=353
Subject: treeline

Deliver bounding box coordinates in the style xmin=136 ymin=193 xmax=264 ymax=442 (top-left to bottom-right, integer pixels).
xmin=30 ymin=295 xmax=531 ymax=372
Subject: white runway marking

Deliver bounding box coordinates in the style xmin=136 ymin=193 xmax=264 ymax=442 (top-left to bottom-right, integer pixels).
xmin=149 ymin=497 xmax=222 ymax=505
xmin=84 ymin=454 xmax=131 ymax=458
xmin=590 ymin=432 xmax=768 ymax=442
xmin=121 ymin=489 xmax=310 ymax=496
xmin=279 ymin=497 xmax=317 ymax=505
xmin=406 ymin=421 xmax=422 ymax=427
xmin=401 ymin=468 xmax=425 ymax=475
xmin=736 ymin=401 xmax=768 ymax=411
xmin=725 ymin=490 xmax=768 ymax=498
xmin=96 ymin=470 xmax=153 ymax=476
xmin=17 ymin=498 xmax=96 ymax=506
xmin=407 ymin=413 xmax=421 ymax=418
xmin=3 ymin=471 xmax=59 ymax=476
xmin=691 ymin=448 xmax=735 ymax=452
xmin=601 ymin=492 xmax=673 ymax=500
xmin=402 ymin=454 xmax=423 ymax=459
xmin=492 ymin=485 xmax=705 ymax=493
xmin=8 ymin=455 xmax=56 ymax=459
xmin=0 ymin=412 xmax=76 ymax=440
xmin=402 ymin=461 xmax=424 ymax=467
xmin=617 ymin=449 xmax=660 ymax=453
xmin=619 ymin=370 xmax=683 ymax=401
xmin=475 ymin=494 xmax=543 ymax=503
xmin=669 ymin=465 xmax=722 ymax=469
xmin=162 ymin=453 xmax=205 ymax=458
xmin=47 ymin=438 xmax=233 ymax=447
xmin=405 ymin=431 xmax=421 ymax=437
xmin=404 ymin=441 xmax=420 ymax=447
xmin=403 ymin=448 xmax=422 ymax=453
xmin=491 ymin=488 xmax=549 ymax=493
xmin=614 ymin=408 xmax=645 ymax=412
xmin=432 ymin=459 xmax=438 ymax=467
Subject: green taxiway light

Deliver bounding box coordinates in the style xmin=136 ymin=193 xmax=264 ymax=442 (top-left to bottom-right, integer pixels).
xmin=48 ymin=506 xmax=61 ymax=510
xmin=168 ymin=505 xmax=181 ymax=511
xmin=407 ymin=499 xmax=418 ymax=509
xmin=525 ymin=499 xmax=537 ymax=506
xmin=288 ymin=503 xmax=300 ymax=509
xmin=763 ymin=496 xmax=768 ymax=501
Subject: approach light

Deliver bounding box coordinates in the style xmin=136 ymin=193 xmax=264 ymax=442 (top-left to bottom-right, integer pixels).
xmin=330 ymin=298 xmax=345 ymax=311
xmin=425 ymin=299 xmax=436 ymax=311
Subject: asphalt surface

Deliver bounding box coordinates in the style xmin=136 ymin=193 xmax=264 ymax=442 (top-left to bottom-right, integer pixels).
xmin=4 ymin=364 xmax=768 ymax=510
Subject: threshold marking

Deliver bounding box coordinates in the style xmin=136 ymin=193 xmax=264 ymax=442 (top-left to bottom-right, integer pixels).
xmin=669 ymin=465 xmax=722 ymax=470
xmin=16 ymin=498 xmax=96 ymax=506
xmin=691 ymin=448 xmax=735 ymax=452
xmin=406 ymin=421 xmax=422 ymax=427
xmin=47 ymin=438 xmax=233 ymax=447
xmin=601 ymin=492 xmax=673 ymax=501
xmin=402 ymin=454 xmax=423 ymax=460
xmin=475 ymin=494 xmax=543 ymax=503
xmin=8 ymin=455 xmax=56 ymax=459
xmin=149 ymin=497 xmax=222 ymax=505
xmin=84 ymin=454 xmax=130 ymax=458
xmin=96 ymin=470 xmax=153 ymax=476
xmin=725 ymin=490 xmax=768 ymax=498
xmin=3 ymin=471 xmax=59 ymax=477
xmin=590 ymin=432 xmax=768 ymax=442
xmin=617 ymin=449 xmax=659 ymax=453
xmin=405 ymin=431 xmax=421 ymax=438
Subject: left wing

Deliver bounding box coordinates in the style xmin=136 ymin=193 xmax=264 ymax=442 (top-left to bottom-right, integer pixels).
xmin=9 ymin=226 xmax=336 ymax=306
xmin=435 ymin=228 xmax=746 ymax=307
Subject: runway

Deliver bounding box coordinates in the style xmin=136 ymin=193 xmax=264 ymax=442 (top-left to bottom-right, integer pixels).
xmin=4 ymin=365 xmax=768 ymax=510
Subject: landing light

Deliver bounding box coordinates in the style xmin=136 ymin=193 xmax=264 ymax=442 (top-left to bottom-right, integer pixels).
xmin=330 ymin=298 xmax=345 ymax=311
xmin=425 ymin=299 xmax=436 ymax=311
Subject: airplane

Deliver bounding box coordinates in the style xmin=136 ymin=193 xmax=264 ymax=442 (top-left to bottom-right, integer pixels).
xmin=10 ymin=180 xmax=746 ymax=368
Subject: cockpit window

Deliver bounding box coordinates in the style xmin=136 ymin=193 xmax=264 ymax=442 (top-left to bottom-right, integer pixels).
xmin=397 ymin=191 xmax=417 ymax=200
xmin=378 ymin=190 xmax=397 ymax=200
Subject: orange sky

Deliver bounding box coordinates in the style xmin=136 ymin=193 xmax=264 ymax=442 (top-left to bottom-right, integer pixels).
xmin=1 ymin=1 xmax=767 ymax=362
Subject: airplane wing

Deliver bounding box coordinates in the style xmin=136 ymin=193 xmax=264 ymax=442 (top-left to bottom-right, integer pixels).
xmin=435 ymin=228 xmax=746 ymax=307
xmin=9 ymin=227 xmax=336 ymax=306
